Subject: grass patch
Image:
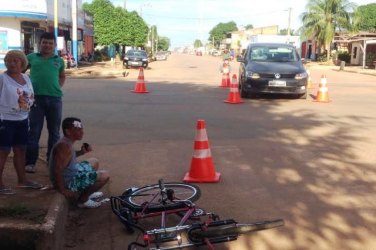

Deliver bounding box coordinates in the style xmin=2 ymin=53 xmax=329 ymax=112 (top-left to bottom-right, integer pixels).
xmin=0 ymin=204 xmax=47 ymax=224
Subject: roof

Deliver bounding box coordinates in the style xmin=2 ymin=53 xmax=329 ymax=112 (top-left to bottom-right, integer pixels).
xmin=333 ymin=32 xmax=376 ymax=43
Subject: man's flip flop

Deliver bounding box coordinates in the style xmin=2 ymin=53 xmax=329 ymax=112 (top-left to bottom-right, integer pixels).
xmin=0 ymin=187 xmax=16 ymax=195
xmin=17 ymin=181 xmax=44 ymax=189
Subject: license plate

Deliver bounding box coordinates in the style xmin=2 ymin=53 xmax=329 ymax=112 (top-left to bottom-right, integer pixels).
xmin=268 ymin=80 xmax=286 ymax=87
xmin=130 ymin=61 xmax=141 ymax=65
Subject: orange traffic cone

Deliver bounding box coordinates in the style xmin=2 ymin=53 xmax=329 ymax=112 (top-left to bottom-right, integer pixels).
xmin=306 ymin=69 xmax=314 ymax=89
xmin=313 ymin=75 xmax=330 ymax=103
xmin=220 ymin=73 xmax=230 ymax=87
xmin=183 ymin=120 xmax=220 ymax=183
xmin=131 ymin=67 xmax=149 ymax=93
xmin=224 ymin=74 xmax=243 ymax=104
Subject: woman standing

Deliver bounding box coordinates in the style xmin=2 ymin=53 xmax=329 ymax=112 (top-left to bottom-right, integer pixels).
xmin=0 ymin=50 xmax=42 ymax=195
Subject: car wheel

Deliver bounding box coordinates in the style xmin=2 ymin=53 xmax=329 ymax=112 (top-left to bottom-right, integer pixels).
xmin=240 ymin=86 xmax=248 ymax=98
xmin=143 ymin=65 xmax=148 ymax=69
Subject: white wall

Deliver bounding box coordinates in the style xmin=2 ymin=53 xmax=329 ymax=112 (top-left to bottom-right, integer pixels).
xmin=0 ymin=0 xmax=47 ymax=15
xmin=0 ymin=18 xmax=22 ymax=48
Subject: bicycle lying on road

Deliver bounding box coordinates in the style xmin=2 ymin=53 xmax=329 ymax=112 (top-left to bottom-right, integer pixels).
xmin=111 ymin=179 xmax=284 ymax=250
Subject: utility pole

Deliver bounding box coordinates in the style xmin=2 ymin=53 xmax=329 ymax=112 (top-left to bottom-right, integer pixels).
xmin=123 ymin=0 xmax=126 ymax=10
xmin=151 ymin=26 xmax=154 ymax=56
xmin=72 ymin=0 xmax=78 ymax=68
xmin=54 ymin=0 xmax=58 ymax=54
xmin=287 ymin=7 xmax=292 ymax=38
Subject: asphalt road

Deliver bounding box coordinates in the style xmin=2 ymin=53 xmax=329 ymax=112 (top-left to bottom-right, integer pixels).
xmin=60 ymin=53 xmax=376 ymax=250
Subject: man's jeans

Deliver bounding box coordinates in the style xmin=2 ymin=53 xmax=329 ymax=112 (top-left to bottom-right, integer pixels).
xmin=26 ymin=96 xmax=62 ymax=165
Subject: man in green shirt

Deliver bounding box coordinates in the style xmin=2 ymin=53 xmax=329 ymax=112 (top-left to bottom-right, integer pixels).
xmin=25 ymin=32 xmax=65 ymax=173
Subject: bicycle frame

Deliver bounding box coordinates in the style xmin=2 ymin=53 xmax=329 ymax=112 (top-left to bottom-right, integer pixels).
xmin=111 ymin=180 xmax=284 ymax=250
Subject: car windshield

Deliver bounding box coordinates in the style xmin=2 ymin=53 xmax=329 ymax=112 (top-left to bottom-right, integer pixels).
xmin=127 ymin=50 xmax=147 ymax=57
xmin=248 ymin=46 xmax=298 ymax=62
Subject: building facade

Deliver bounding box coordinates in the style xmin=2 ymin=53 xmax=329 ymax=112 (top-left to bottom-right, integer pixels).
xmin=0 ymin=0 xmax=93 ymax=69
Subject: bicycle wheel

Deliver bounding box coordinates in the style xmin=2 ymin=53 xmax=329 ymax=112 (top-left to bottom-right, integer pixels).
xmin=123 ymin=182 xmax=201 ymax=212
xmin=190 ymin=219 xmax=284 ymax=239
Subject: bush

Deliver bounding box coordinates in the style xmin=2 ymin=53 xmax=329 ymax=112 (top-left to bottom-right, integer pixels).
xmin=337 ymin=51 xmax=351 ymax=63
xmin=93 ymin=49 xmax=109 ymax=62
xmin=317 ymin=52 xmax=328 ymax=62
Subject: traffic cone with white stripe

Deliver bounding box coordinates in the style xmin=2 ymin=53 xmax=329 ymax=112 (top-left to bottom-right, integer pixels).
xmin=183 ymin=120 xmax=220 ymax=183
xmin=131 ymin=67 xmax=149 ymax=93
xmin=313 ymin=75 xmax=330 ymax=103
xmin=224 ymin=74 xmax=243 ymax=104
xmin=220 ymin=72 xmax=230 ymax=87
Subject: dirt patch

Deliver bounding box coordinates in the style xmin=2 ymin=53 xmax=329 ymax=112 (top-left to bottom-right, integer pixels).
xmin=63 ymin=209 xmax=86 ymax=248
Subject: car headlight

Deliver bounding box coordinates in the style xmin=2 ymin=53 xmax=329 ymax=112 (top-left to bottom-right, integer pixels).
xmin=142 ymin=58 xmax=148 ymax=62
xmin=124 ymin=57 xmax=129 ymax=60
xmin=246 ymin=71 xmax=260 ymax=79
xmin=295 ymin=72 xmax=308 ymax=80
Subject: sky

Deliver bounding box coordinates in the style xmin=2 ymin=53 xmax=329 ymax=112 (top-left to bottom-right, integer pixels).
xmin=84 ymin=0 xmax=376 ymax=48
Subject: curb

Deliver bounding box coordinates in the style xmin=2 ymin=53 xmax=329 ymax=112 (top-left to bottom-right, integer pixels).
xmin=0 ymin=193 xmax=69 ymax=250
xmin=67 ymin=74 xmax=119 ymax=79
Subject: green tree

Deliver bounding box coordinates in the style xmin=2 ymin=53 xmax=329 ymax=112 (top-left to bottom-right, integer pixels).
xmin=83 ymin=0 xmax=148 ymax=47
xmin=245 ymin=24 xmax=253 ymax=30
xmin=279 ymin=28 xmax=295 ymax=35
xmin=353 ymin=3 xmax=376 ymax=32
xmin=194 ymin=39 xmax=203 ymax=48
xmin=301 ymin=0 xmax=355 ymax=61
xmin=127 ymin=11 xmax=149 ymax=47
xmin=208 ymin=21 xmax=238 ymax=48
xmin=157 ymin=36 xmax=170 ymax=51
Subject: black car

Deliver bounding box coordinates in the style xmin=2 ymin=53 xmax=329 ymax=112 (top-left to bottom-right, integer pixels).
xmin=123 ymin=49 xmax=148 ymax=69
xmin=237 ymin=43 xmax=308 ymax=99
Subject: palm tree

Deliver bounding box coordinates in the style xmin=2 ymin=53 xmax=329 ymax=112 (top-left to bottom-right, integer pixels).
xmin=301 ymin=0 xmax=356 ymax=61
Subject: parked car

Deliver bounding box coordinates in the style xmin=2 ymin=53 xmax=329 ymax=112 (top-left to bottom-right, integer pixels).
xmin=123 ymin=49 xmax=149 ymax=69
xmin=211 ymin=50 xmax=221 ymax=56
xmin=237 ymin=43 xmax=308 ymax=99
xmin=154 ymin=51 xmax=168 ymax=61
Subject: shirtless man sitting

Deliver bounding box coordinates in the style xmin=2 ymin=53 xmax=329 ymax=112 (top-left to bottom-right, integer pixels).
xmin=49 ymin=117 xmax=110 ymax=208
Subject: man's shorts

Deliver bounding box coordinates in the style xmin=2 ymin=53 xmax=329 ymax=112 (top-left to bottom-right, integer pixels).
xmin=0 ymin=119 xmax=28 ymax=150
xmin=67 ymin=161 xmax=98 ymax=192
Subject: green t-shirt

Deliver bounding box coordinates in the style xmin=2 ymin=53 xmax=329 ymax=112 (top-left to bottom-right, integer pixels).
xmin=27 ymin=53 xmax=65 ymax=97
